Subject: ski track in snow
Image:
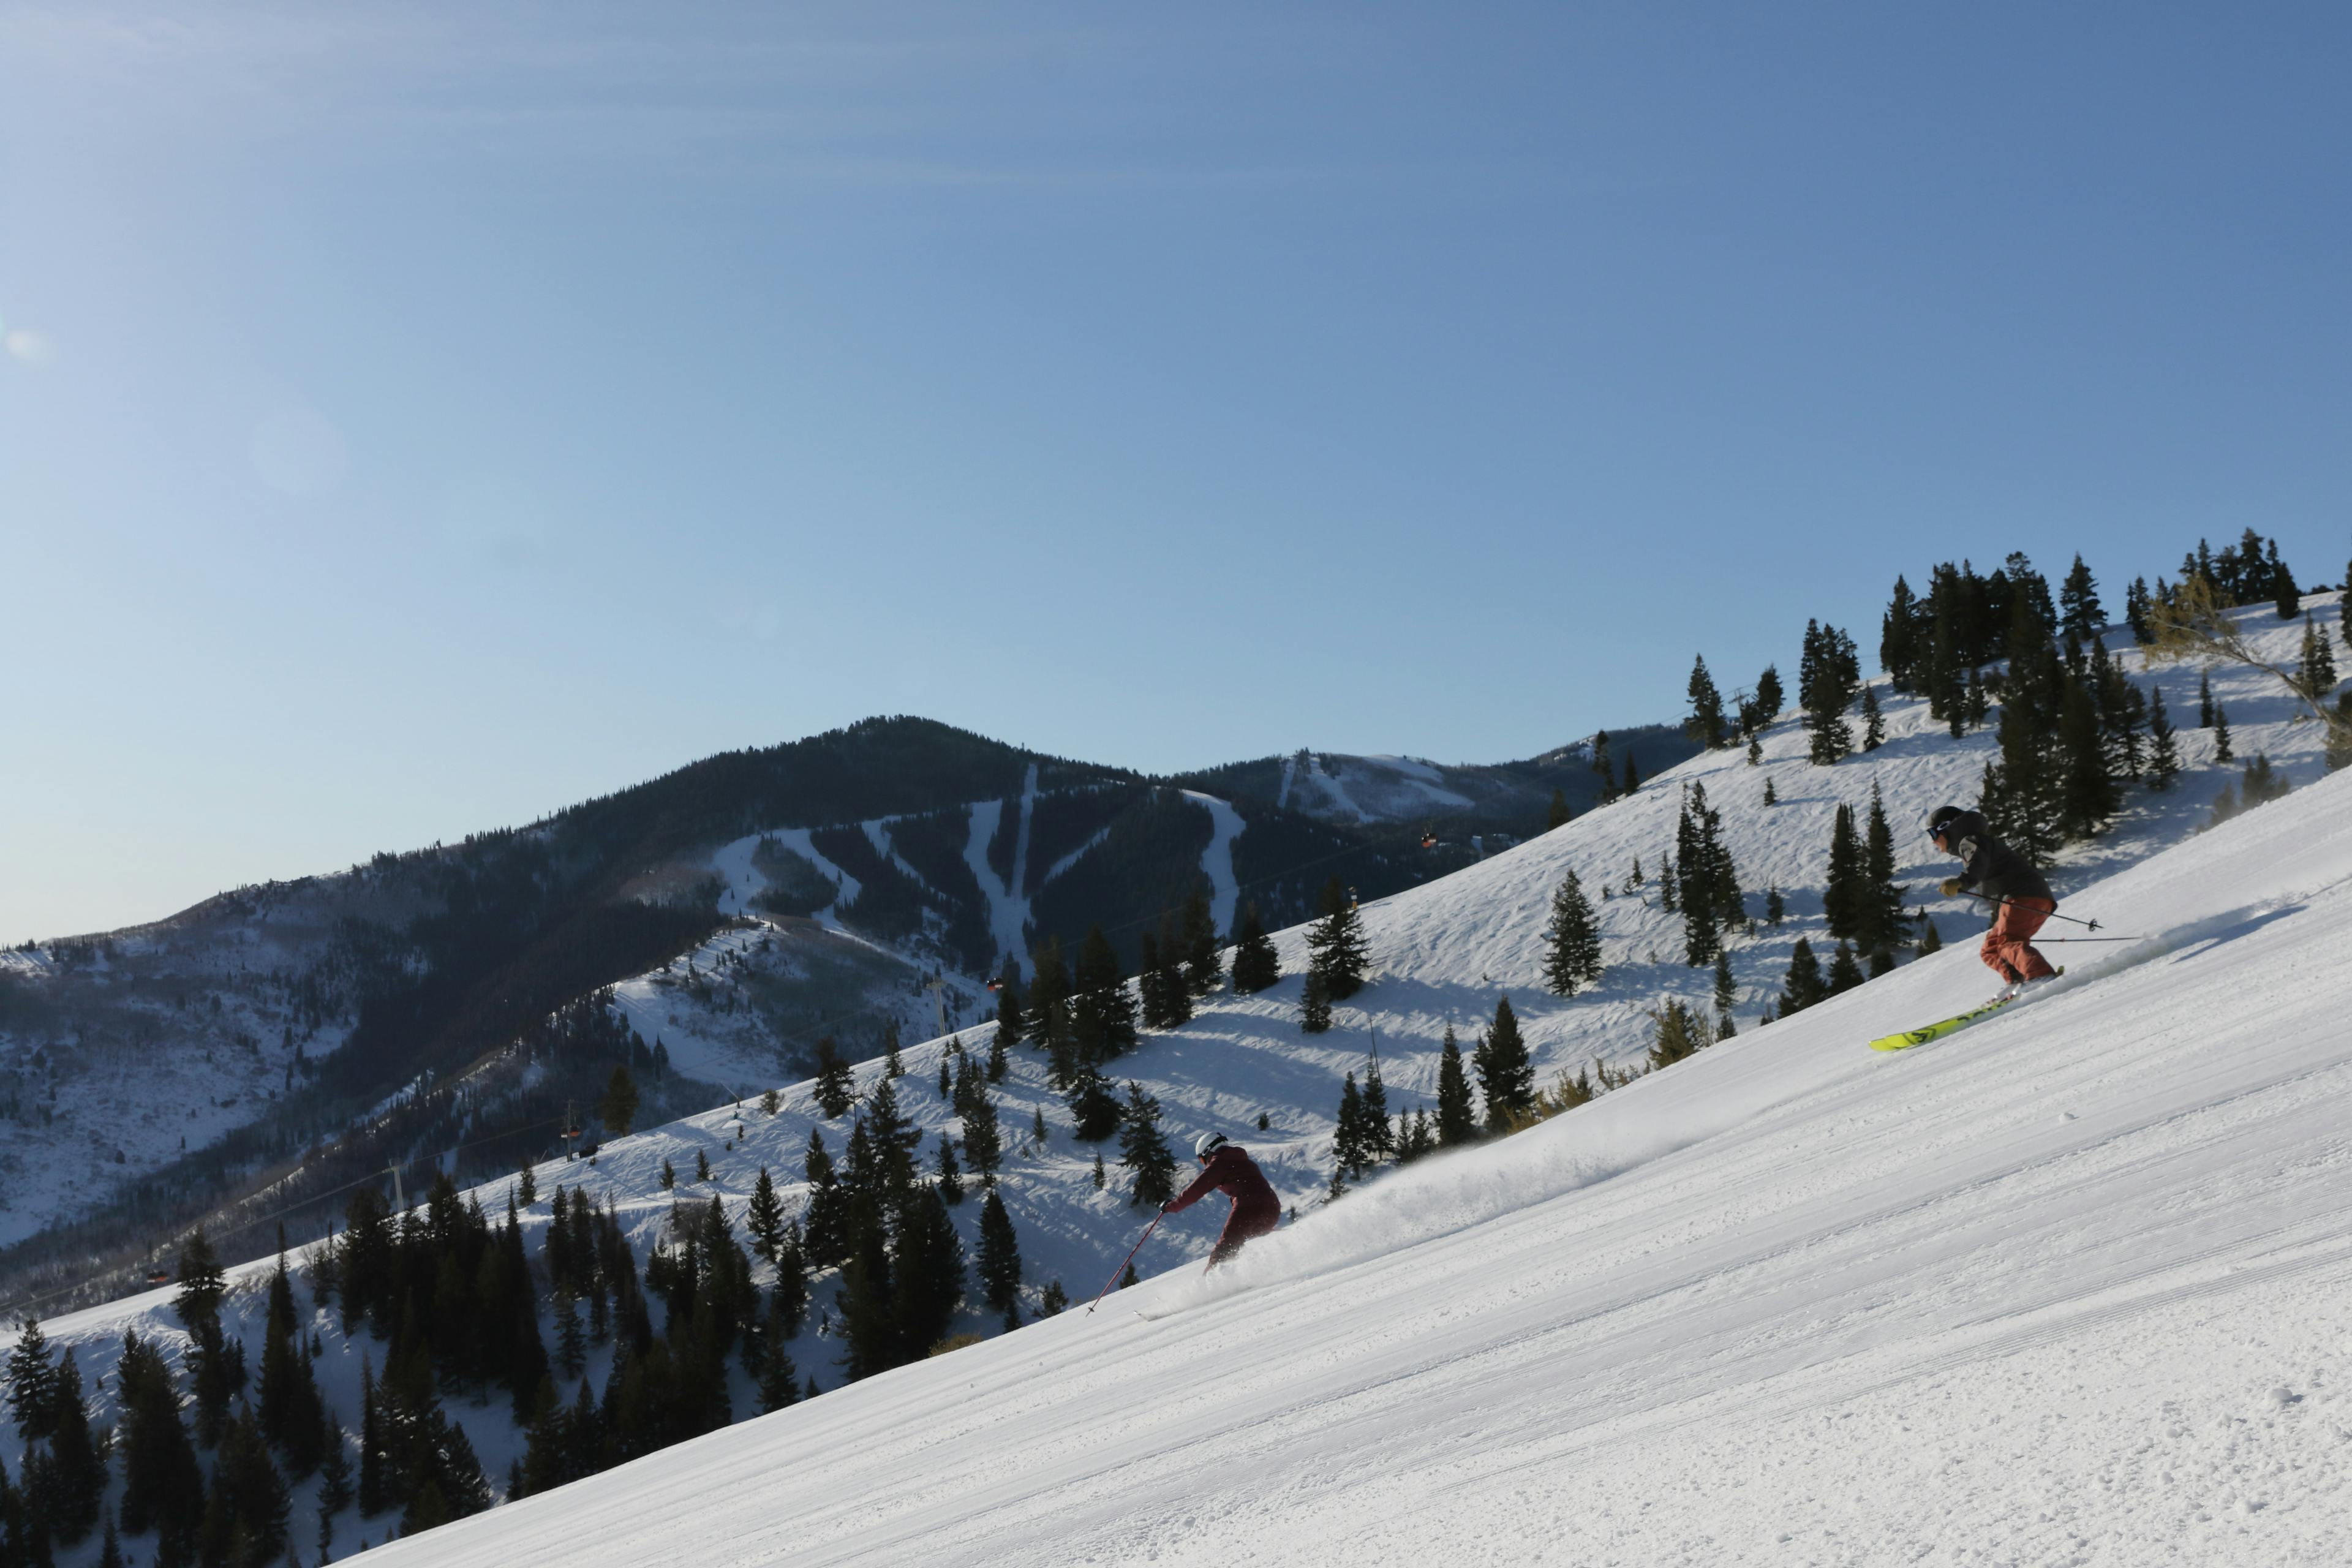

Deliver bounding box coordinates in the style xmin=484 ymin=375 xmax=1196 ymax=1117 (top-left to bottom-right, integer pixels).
xmin=1182 ymin=790 xmax=1245 ymax=935
xmin=15 ymin=597 xmax=2352 ymax=1568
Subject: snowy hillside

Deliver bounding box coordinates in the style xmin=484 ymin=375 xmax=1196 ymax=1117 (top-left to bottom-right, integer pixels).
xmin=325 ymin=616 xmax=2352 ymax=1561
xmin=405 ymin=758 xmax=2352 ymax=1564
xmin=7 ymin=595 xmax=2344 ymax=1564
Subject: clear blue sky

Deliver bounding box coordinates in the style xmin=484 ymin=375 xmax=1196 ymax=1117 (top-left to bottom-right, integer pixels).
xmin=4 ymin=2 xmax=2348 ymax=940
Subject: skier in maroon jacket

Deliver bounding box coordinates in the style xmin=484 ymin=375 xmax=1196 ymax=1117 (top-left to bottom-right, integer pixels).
xmin=1164 ymin=1132 xmax=1281 ymax=1270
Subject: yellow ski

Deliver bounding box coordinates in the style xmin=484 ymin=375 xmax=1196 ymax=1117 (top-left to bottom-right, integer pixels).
xmin=1869 ymin=995 xmax=2016 ymax=1052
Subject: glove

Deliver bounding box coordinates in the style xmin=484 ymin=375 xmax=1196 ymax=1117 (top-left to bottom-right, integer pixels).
xmin=1939 ymin=878 xmax=1962 ymax=897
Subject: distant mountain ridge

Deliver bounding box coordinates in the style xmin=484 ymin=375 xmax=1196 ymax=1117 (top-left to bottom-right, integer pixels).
xmin=0 ymin=714 xmax=1676 ymax=1311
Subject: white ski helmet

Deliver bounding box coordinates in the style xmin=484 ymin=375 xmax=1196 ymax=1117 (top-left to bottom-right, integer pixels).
xmin=1194 ymin=1131 xmax=1229 ymax=1161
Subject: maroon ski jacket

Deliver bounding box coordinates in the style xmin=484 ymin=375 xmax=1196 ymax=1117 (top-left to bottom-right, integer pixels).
xmin=1166 ymin=1144 xmax=1279 ymax=1222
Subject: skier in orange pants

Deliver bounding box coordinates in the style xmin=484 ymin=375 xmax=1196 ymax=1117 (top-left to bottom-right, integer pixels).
xmin=1928 ymin=805 xmax=2059 ymax=997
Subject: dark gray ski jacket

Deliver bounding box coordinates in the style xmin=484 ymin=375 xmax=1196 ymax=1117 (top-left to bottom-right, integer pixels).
xmin=1942 ymin=809 xmax=2052 ymax=905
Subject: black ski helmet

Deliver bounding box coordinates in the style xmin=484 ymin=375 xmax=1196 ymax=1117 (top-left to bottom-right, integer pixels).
xmin=1926 ymin=805 xmax=1964 ymax=842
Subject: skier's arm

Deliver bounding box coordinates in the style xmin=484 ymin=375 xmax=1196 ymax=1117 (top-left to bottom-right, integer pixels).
xmin=1950 ymin=832 xmax=1991 ymax=893
xmin=1164 ymin=1161 xmax=1221 ymax=1214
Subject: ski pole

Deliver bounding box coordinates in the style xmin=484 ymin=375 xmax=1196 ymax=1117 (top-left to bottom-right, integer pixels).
xmin=1087 ymin=1209 xmax=1164 ymax=1314
xmin=1961 ymin=890 xmax=2102 ymax=930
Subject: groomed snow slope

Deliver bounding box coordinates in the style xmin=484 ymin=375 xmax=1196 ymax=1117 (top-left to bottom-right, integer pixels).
xmin=375 ymin=752 xmax=2352 ymax=1563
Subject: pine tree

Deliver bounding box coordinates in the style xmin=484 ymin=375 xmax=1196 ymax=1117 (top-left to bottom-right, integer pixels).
xmin=598 ymin=1065 xmax=639 ymax=1137
xmin=1546 ymin=789 xmax=1572 ymax=831
xmin=1779 ymin=938 xmax=1827 ymax=1016
xmin=1229 ymin=902 xmax=1280 ymax=993
xmin=39 ymin=1348 xmax=103 ymax=1545
xmin=986 ymin=1026 xmax=1009 ymax=1084
xmin=1826 ymin=941 xmax=1865 ymax=995
xmin=1136 ymin=933 xmax=1170 ymax=1031
xmin=1150 ymin=918 xmax=1193 ymax=1028
xmin=1917 ymin=914 xmax=1942 ymax=956
xmin=1065 ymin=1063 xmax=1122 ymax=1142
xmin=1861 ymin=782 xmax=1905 ymax=958
xmin=1069 ymin=926 xmax=1138 ymax=1066
xmin=1542 ymin=869 xmax=1602 ymax=996
xmin=1472 ymin=997 xmax=1534 ymax=1133
xmin=976 ymin=1191 xmax=1023 ymax=1330
xmin=1331 ymin=1072 xmax=1371 ymax=1188
xmin=658 ymin=1159 xmax=676 ymax=1192
xmin=1800 ymin=619 xmax=1860 ymax=765
xmin=2212 ymin=704 xmax=2233 ymax=763
xmin=810 ymin=1037 xmax=855 ymax=1118
xmin=799 ymin=1131 xmax=850 ymax=1269
xmin=2059 ymin=554 xmax=2104 ymax=639
xmin=2056 ymin=676 xmax=2117 ymax=839
xmin=1090 ymin=1150 xmax=1106 ymax=1189
xmin=2125 ymin=575 xmax=2154 ymax=644
xmin=1298 ymin=968 xmax=1333 ymax=1035
xmin=1305 ymin=877 xmax=1371 ymax=1000
xmin=2297 ymin=613 xmax=2339 ymax=704
xmin=1822 ymin=804 xmax=1865 ymax=943
xmin=1589 ymin=729 xmax=1616 ymax=802
xmin=1881 ymin=575 xmax=1923 ymax=692
xmin=1762 ymin=775 xmax=1777 ymax=807
xmin=992 ymin=957 xmax=1027 ymax=1051
xmin=1765 ymin=886 xmax=1785 ymax=925
xmin=2197 ymin=669 xmax=2215 ymax=728
xmin=1712 ymin=950 xmax=1736 ymax=1019
xmin=744 ymin=1167 xmax=786 ymax=1262
xmin=1686 ymin=655 xmax=1727 ymax=748
xmin=1435 ymin=1027 xmax=1476 ymax=1147
xmin=1621 ymin=754 xmax=1641 ymax=796
xmin=172 ymin=1229 xmax=227 ymax=1341
xmin=880 ymin=1019 xmax=905 ymax=1080
xmin=6 ymin=1319 xmax=56 ymax=1442
xmin=1860 ymin=684 xmax=1885 ymax=752
xmin=1177 ymin=887 xmax=1222 ymax=997
xmin=1117 ymin=1084 xmax=1178 ymax=1208
xmin=695 ymin=1148 xmax=711 ymax=1183
xmin=934 ymin=1133 xmax=963 ymax=1204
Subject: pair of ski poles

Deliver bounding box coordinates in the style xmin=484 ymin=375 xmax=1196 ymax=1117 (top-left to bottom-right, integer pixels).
xmin=1960 ymin=889 xmax=2138 ymax=942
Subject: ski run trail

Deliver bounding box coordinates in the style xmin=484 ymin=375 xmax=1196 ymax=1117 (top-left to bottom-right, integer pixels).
xmin=15 ymin=598 xmax=2352 ymax=1564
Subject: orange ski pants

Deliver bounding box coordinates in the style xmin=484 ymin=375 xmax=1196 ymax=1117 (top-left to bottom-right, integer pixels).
xmin=1980 ymin=896 xmax=2059 ymax=984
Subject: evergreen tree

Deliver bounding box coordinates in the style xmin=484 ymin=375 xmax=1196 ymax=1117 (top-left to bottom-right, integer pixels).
xmin=658 ymin=1159 xmax=676 ymax=1193
xmin=1860 ymin=684 xmax=1885 ymax=752
xmin=1712 ymin=950 xmax=1736 ymax=1019
xmin=992 ymin=959 xmax=1026 ymax=1050
xmin=39 ymin=1349 xmax=102 ymax=1545
xmin=2056 ymin=676 xmax=2118 ymax=839
xmin=1116 ymin=1083 xmax=1178 ymax=1208
xmin=1778 ymin=938 xmax=1827 ymax=1016
xmin=1027 ymin=937 xmax=1073 ymax=1082
xmin=1398 ymin=1107 xmax=1438 ymax=1163
xmin=117 ymin=1331 xmax=204 ymax=1556
xmin=888 ymin=1189 xmax=966 ymax=1361
xmin=598 ymin=1065 xmax=639 ymax=1137
xmin=744 ymin=1167 xmax=786 ymax=1262
xmin=1861 ymin=781 xmax=1905 ymax=957
xmin=1090 ymin=1150 xmax=1106 ymax=1189
xmin=1821 ymin=804 xmax=1866 ymax=943
xmin=1064 ymin=1063 xmax=1122 ymax=1142
xmin=1685 ymin=655 xmax=1727 ymax=748
xmin=1621 ymin=754 xmax=1641 ymax=796
xmin=695 ymin=1148 xmax=712 ymax=1183
xmin=2125 ymin=575 xmax=2154 ymax=643
xmin=1589 ymin=730 xmax=1616 ymax=802
xmin=1546 ymin=789 xmax=1572 ymax=831
xmin=934 ymin=1134 xmax=963 ymax=1205
xmin=1434 ymin=1027 xmax=1476 ymax=1147
xmin=1754 ymin=665 xmax=1785 ymax=725
xmin=1541 ymin=869 xmax=1602 ymax=997
xmin=2297 ymin=613 xmax=2339 ymax=703
xmin=986 ymin=1026 xmax=1009 ymax=1084
xmin=1765 ymin=885 xmax=1785 ymax=924
xmin=962 ymin=1089 xmax=1004 ymax=1185
xmin=1826 ymin=941 xmax=1866 ymax=995
xmin=1069 ymin=926 xmax=1138 ymax=1066
xmin=1880 ymin=575 xmax=1923 ymax=692
xmin=202 ymin=1407 xmax=292 ymax=1567
xmin=2059 ymin=554 xmax=2104 ymax=639
xmin=5 ymin=1319 xmax=56 ymax=1442
xmin=1800 ymin=619 xmax=1860 ymax=765
xmin=2213 ymin=703 xmax=2233 ymax=763
xmin=799 ymin=1131 xmax=850 ymax=1269
xmin=880 ymin=1019 xmax=905 ymax=1080
xmin=1762 ymin=776 xmax=1777 ymax=806
xmin=1472 ymin=998 xmax=1534 ymax=1133
xmin=1330 ymin=1072 xmax=1370 ymax=1192
xmin=1304 ymin=876 xmax=1371 ymax=1000
xmin=1917 ymin=915 xmax=1943 ymax=957
xmin=1298 ymin=968 xmax=1333 ymax=1035
xmin=1180 ymin=887 xmax=1223 ymax=997
xmin=976 ymin=1191 xmax=1022 ymax=1330
xmin=1229 ymin=902 xmax=1280 ymax=993
xmin=172 ymin=1229 xmax=228 ymax=1341
xmin=1152 ymin=919 xmax=1193 ymax=1028
xmin=1361 ymin=1050 xmax=1392 ymax=1163
xmin=2197 ymin=669 xmax=2214 ymax=728
xmin=1136 ymin=932 xmax=1170 ymax=1031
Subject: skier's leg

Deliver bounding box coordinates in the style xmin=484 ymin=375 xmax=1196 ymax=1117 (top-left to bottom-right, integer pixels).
xmin=2001 ymin=898 xmax=2059 ymax=981
xmin=1977 ymin=922 xmax=2021 ymax=984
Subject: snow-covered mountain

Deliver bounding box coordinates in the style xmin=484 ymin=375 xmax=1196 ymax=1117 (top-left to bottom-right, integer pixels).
xmin=8 ymin=594 xmax=2345 ymax=1565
